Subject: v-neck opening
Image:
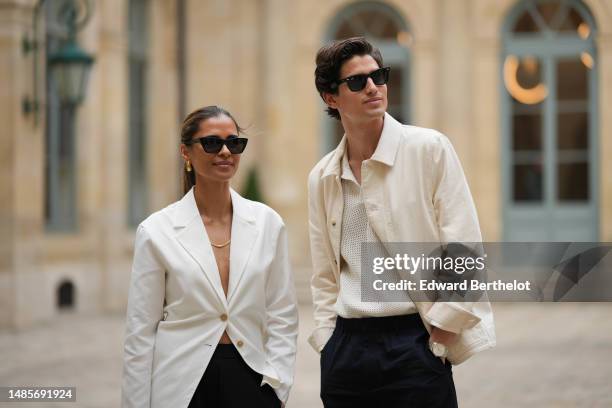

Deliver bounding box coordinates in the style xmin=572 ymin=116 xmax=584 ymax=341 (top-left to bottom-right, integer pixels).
xmin=198 ymin=194 xmax=235 ymax=303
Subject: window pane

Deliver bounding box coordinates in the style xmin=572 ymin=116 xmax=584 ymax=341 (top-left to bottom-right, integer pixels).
xmin=45 ymin=8 xmax=77 ymax=230
xmin=536 ymin=2 xmax=560 ymax=27
xmin=517 ymin=57 xmax=543 ymax=89
xmin=557 ymin=112 xmax=588 ymax=150
xmin=557 ymin=59 xmax=588 ymax=101
xmin=514 ymin=164 xmax=543 ymax=202
xmin=513 ymin=113 xmax=542 ymax=150
xmin=45 ymin=103 xmax=77 ymax=230
xmin=334 ymin=10 xmax=399 ymax=39
xmin=371 ymin=13 xmax=399 ymax=39
xmin=56 ymin=105 xmax=77 ymax=228
xmin=513 ymin=11 xmax=539 ymax=33
xmin=335 ymin=20 xmax=357 ymax=39
xmin=558 ymin=7 xmax=585 ymax=32
xmin=558 ymin=162 xmax=588 ymax=201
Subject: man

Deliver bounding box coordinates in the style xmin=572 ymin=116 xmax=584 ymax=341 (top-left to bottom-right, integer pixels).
xmin=308 ymin=37 xmax=496 ymax=407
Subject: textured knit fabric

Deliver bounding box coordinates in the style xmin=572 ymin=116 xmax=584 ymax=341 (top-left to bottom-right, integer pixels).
xmin=334 ymin=149 xmax=416 ymax=318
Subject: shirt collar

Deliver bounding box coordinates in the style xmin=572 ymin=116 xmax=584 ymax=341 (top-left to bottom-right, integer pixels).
xmin=340 ymin=147 xmax=358 ymax=184
xmin=322 ymin=112 xmax=402 ymax=179
xmin=369 ymin=112 xmax=401 ymax=166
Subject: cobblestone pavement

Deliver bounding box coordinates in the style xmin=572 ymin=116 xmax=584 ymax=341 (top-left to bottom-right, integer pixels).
xmin=1 ymin=303 xmax=611 ymax=407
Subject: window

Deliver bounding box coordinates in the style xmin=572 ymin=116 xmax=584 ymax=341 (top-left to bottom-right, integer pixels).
xmin=45 ymin=2 xmax=78 ymax=231
xmin=502 ymin=0 xmax=598 ymax=240
xmin=127 ymin=0 xmax=150 ymax=227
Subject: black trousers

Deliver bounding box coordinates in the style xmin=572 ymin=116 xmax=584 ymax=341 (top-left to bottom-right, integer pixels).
xmin=320 ymin=314 xmax=458 ymax=408
xmin=188 ymin=344 xmax=281 ymax=408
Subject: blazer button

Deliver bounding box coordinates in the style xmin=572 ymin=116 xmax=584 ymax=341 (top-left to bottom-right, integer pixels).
xmin=237 ymin=340 xmax=244 ymax=348
xmin=331 ymin=220 xmax=336 ymax=227
xmin=220 ymin=314 xmax=228 ymax=321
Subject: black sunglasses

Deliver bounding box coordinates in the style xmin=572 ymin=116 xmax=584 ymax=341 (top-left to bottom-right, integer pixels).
xmin=334 ymin=67 xmax=391 ymax=92
xmin=186 ymin=135 xmax=248 ymax=154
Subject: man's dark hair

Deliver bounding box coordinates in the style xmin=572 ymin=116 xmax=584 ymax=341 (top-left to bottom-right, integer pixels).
xmin=314 ymin=37 xmax=384 ymax=120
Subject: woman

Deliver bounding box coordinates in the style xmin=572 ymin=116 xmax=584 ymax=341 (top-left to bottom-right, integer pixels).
xmin=121 ymin=106 xmax=298 ymax=408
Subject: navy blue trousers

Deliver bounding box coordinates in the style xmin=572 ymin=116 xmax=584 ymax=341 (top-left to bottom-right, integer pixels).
xmin=320 ymin=314 xmax=458 ymax=408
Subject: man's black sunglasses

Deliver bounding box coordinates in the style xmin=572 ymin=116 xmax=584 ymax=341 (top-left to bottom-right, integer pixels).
xmin=334 ymin=67 xmax=391 ymax=92
xmin=185 ymin=135 xmax=248 ymax=154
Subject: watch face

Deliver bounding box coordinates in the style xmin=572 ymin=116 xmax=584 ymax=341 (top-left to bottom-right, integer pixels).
xmin=432 ymin=342 xmax=447 ymax=357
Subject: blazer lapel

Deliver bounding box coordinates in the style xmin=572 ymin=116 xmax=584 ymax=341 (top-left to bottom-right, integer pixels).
xmin=226 ymin=189 xmax=258 ymax=303
xmin=173 ymin=188 xmax=227 ymax=305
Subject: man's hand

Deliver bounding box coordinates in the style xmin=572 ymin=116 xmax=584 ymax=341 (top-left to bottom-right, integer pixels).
xmin=429 ymin=326 xmax=457 ymax=346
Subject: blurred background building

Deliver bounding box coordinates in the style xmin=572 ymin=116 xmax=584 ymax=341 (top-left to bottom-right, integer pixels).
xmin=1 ymin=0 xmax=611 ymax=329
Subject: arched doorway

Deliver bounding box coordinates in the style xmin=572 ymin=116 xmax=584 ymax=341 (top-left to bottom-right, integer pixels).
xmin=501 ymin=0 xmax=598 ymax=241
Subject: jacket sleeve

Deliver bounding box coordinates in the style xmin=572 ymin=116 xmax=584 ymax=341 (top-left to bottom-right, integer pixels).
xmin=307 ymin=170 xmax=339 ymax=352
xmin=263 ymin=222 xmax=299 ymax=404
xmin=121 ymin=224 xmax=165 ymax=408
xmin=425 ymin=134 xmax=483 ymax=333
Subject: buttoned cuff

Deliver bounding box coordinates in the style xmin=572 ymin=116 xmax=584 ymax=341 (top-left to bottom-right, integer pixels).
xmin=425 ymin=302 xmax=480 ymax=333
xmin=307 ymin=326 xmax=335 ymax=353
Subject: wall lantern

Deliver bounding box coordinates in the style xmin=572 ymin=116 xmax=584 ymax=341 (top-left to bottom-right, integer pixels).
xmin=22 ymin=0 xmax=95 ymax=125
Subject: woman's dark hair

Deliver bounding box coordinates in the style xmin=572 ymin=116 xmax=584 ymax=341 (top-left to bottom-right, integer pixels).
xmin=314 ymin=37 xmax=383 ymax=120
xmin=180 ymin=105 xmax=244 ymax=194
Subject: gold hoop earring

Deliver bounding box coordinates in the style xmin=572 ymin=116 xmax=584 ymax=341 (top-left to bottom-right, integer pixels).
xmin=185 ymin=160 xmax=192 ymax=172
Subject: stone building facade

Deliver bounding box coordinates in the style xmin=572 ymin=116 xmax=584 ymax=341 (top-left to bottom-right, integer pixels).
xmin=1 ymin=0 xmax=611 ymax=328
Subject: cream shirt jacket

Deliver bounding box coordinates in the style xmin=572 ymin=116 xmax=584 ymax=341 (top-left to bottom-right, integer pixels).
xmin=122 ymin=188 xmax=298 ymax=408
xmin=307 ymin=113 xmax=496 ymax=364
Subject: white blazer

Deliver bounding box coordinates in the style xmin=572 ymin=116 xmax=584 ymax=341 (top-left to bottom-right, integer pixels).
xmin=121 ymin=188 xmax=298 ymax=408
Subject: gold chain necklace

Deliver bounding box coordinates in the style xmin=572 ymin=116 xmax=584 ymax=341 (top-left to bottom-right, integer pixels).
xmin=211 ymin=239 xmax=231 ymax=248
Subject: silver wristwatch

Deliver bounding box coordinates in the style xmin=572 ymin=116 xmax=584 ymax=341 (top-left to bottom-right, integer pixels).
xmin=429 ymin=341 xmax=448 ymax=358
